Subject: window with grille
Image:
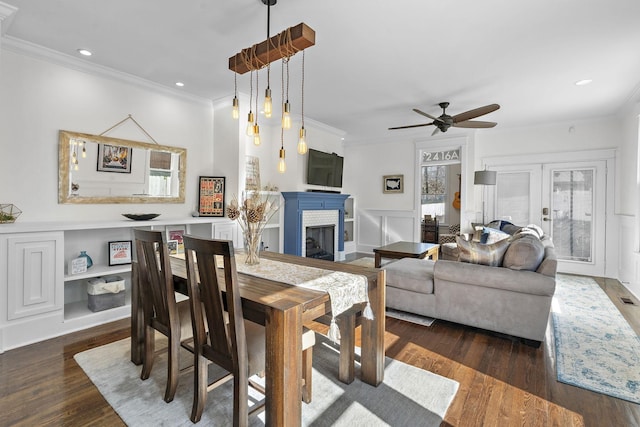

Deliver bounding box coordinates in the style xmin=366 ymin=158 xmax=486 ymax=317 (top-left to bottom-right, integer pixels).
xmin=421 ymin=165 xmax=447 ymax=221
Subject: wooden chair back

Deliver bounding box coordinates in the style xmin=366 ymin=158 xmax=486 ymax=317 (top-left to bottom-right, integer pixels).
xmin=134 ymin=228 xmax=193 ymax=403
xmin=134 ymin=229 xmax=179 ymax=336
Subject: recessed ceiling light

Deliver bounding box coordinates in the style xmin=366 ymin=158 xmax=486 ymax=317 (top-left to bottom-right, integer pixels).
xmin=77 ymin=49 xmax=92 ymax=56
xmin=575 ymin=79 xmax=593 ymax=86
xmin=175 ymin=82 xmax=185 ymax=87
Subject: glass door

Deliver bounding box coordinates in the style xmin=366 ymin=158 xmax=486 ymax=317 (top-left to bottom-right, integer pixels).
xmin=488 ymin=160 xmax=606 ymax=276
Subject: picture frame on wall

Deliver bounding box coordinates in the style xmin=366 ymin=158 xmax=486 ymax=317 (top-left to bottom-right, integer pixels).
xmin=383 ymin=174 xmax=404 ymax=194
xmin=97 ymin=144 xmax=132 ymax=173
xmin=198 ymin=176 xmax=225 ymax=217
xmin=167 ymin=227 xmax=185 ymax=254
xmin=108 ymin=240 xmax=132 ymax=266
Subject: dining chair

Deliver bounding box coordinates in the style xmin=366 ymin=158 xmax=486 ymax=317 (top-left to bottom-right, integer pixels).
xmin=183 ymin=235 xmax=316 ymax=424
xmin=134 ymin=229 xmax=194 ymax=403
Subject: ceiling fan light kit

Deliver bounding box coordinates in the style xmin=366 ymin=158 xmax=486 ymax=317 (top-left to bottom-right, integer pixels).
xmin=389 ymin=102 xmax=500 ymax=134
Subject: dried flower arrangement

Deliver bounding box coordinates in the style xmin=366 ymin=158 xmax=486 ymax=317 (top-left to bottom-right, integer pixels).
xmin=226 ymin=192 xmax=280 ymax=264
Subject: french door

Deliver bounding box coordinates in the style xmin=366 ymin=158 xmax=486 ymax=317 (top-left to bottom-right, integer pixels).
xmin=488 ymin=160 xmax=607 ymax=276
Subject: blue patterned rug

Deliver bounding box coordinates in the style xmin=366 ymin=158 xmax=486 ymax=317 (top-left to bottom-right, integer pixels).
xmin=552 ymin=274 xmax=640 ymax=403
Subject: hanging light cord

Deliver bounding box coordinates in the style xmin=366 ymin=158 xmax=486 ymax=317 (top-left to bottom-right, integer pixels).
xmin=301 ymin=50 xmax=305 ymax=128
xmin=249 ymin=70 xmax=254 ymax=111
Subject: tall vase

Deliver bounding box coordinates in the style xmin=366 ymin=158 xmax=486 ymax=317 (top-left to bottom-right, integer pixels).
xmin=244 ymin=227 xmax=262 ymax=266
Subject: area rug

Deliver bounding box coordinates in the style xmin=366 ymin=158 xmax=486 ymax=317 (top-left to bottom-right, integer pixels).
xmin=386 ymin=308 xmax=435 ymax=327
xmin=345 ymin=257 xmax=376 ymax=268
xmin=552 ymin=274 xmax=640 ymax=404
xmin=75 ymin=335 xmax=458 ymax=426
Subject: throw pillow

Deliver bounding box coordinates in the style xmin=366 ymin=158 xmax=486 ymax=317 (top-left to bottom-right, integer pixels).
xmin=525 ymin=223 xmax=544 ymax=238
xmin=481 ymin=227 xmax=511 ymax=244
xmin=502 ymin=234 xmax=545 ymax=271
xmin=456 ymin=236 xmax=510 ymax=267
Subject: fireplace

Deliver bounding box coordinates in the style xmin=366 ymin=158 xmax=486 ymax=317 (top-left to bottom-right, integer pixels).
xmin=305 ymin=225 xmax=335 ymax=261
xmin=282 ymin=192 xmax=350 ymax=261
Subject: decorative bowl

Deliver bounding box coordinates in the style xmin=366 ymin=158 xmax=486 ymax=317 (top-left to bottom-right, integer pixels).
xmin=122 ymin=213 xmax=160 ymax=221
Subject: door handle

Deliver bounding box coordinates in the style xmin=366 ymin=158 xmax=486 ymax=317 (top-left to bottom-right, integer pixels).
xmin=543 ymin=217 xmax=552 ymax=221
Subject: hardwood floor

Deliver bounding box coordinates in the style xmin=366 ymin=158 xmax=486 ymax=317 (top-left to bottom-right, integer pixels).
xmin=0 ymin=277 xmax=638 ymax=426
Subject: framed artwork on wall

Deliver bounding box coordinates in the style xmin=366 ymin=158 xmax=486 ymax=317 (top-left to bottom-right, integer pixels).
xmin=198 ymin=176 xmax=225 ymax=217
xmin=97 ymin=144 xmax=132 ymax=173
xmin=383 ymin=175 xmax=404 ymax=194
xmin=108 ymin=240 xmax=132 ymax=266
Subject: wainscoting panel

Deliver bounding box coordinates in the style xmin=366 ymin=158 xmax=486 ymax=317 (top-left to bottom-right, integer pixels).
xmin=356 ymin=209 xmax=418 ymax=253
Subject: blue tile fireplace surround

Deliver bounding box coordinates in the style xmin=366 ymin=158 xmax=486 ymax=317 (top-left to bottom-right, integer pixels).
xmin=282 ymin=192 xmax=350 ymax=261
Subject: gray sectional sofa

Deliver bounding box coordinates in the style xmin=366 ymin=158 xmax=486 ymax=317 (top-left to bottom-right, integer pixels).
xmin=385 ymin=223 xmax=557 ymax=344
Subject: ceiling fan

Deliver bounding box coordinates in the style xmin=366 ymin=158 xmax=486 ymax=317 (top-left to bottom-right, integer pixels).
xmin=389 ymin=102 xmax=500 ymax=135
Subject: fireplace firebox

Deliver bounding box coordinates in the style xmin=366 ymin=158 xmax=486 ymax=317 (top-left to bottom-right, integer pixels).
xmin=305 ymin=225 xmax=335 ymax=261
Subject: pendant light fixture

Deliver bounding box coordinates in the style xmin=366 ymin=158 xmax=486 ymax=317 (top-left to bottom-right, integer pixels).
xmin=232 ymin=58 xmax=239 ymax=120
xmin=253 ymin=70 xmax=261 ymax=145
xmin=278 ymin=58 xmax=286 ymax=173
xmin=278 ymin=127 xmax=286 ymax=173
xmin=246 ymin=70 xmax=255 ymax=136
xmin=263 ymin=1 xmax=273 ymax=118
xmin=282 ymin=58 xmax=291 ymax=129
xmin=297 ymin=50 xmax=308 ymax=155
xmin=229 ymin=0 xmax=316 ymax=172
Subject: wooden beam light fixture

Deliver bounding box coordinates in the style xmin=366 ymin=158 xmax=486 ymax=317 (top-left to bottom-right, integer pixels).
xmin=228 ymin=22 xmax=315 ymax=74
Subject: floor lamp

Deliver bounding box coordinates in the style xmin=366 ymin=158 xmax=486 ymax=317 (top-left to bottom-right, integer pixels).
xmin=474 ymin=169 xmax=497 ymax=224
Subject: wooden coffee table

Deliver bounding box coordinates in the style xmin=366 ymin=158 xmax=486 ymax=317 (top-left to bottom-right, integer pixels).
xmin=373 ymin=241 xmax=440 ymax=268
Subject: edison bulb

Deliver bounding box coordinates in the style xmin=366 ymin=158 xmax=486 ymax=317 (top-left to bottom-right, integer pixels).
xmin=297 ymin=127 xmax=308 ymax=155
xmin=278 ymin=148 xmax=286 ymax=173
xmin=282 ymin=101 xmax=291 ymax=129
xmin=263 ymin=88 xmax=272 ymax=118
xmin=246 ymin=112 xmax=255 ymax=136
xmin=232 ymin=96 xmax=239 ymax=120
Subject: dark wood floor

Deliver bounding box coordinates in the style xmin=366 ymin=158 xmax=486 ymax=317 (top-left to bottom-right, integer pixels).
xmin=0 ymin=276 xmax=638 ymax=426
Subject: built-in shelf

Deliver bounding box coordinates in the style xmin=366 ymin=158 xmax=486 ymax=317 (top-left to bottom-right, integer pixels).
xmin=64 ymin=264 xmax=131 ymax=282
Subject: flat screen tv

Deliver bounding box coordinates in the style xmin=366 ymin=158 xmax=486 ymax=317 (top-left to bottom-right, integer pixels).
xmin=306 ymin=149 xmax=343 ymax=188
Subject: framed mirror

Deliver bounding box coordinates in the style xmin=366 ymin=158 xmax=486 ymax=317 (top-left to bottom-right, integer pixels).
xmin=58 ymin=130 xmax=186 ymax=204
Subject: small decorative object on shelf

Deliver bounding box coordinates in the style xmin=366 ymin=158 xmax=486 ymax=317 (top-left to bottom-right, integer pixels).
xmin=0 ymin=204 xmax=22 ymax=224
xmin=227 ymin=192 xmax=280 ymax=265
xmin=69 ymin=256 xmax=88 ymax=275
xmin=78 ymin=250 xmax=93 ymax=269
xmin=122 ymin=213 xmax=160 ymax=221
xmin=108 ymin=241 xmax=132 ymax=266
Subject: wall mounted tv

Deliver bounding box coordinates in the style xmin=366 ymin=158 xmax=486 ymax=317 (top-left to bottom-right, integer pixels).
xmin=306 ymin=149 xmax=344 ymax=188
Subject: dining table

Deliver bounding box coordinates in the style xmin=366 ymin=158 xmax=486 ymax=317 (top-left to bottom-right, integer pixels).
xmin=130 ymin=250 xmax=386 ymax=427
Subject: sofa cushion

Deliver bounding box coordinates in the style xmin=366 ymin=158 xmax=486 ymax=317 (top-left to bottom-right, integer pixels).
xmin=502 ymin=234 xmax=545 ymax=271
xmin=481 ymin=226 xmax=511 ymax=244
xmin=456 ymin=236 xmax=510 ymax=267
xmin=385 ymin=258 xmax=435 ymax=295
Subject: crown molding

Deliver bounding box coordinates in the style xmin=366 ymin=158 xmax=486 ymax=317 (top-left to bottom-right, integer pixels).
xmin=0 ymin=2 xmax=17 ymax=35
xmin=1 ymin=35 xmax=214 ymax=107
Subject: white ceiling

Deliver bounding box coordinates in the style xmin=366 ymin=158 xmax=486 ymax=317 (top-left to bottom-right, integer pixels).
xmin=3 ymin=0 xmax=640 ymax=142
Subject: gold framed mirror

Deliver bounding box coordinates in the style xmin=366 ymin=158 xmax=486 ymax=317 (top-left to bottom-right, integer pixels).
xmin=58 ymin=130 xmax=186 ymax=204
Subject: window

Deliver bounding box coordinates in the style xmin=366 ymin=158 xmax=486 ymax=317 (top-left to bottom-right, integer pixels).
xmin=149 ymin=151 xmax=176 ymax=196
xmin=421 ymin=165 xmax=447 ymax=221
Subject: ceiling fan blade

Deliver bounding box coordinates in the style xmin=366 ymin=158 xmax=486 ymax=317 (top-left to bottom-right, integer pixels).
xmin=453 ymin=120 xmax=498 ymax=129
xmin=413 ymin=108 xmax=443 ymax=123
xmin=388 ymin=122 xmax=434 ymax=130
xmin=431 ymin=127 xmax=440 ymax=136
xmin=452 ymin=104 xmax=500 ymax=123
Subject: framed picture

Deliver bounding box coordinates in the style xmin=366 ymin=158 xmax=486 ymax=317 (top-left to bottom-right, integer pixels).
xmin=167 ymin=227 xmax=185 ymax=254
xmin=167 ymin=240 xmax=179 ymax=255
xmin=198 ymin=176 xmax=225 ymax=217
xmin=245 ymin=155 xmax=261 ymax=191
xmin=97 ymin=144 xmax=132 ymax=173
xmin=108 ymin=240 xmax=132 ymax=266
xmin=383 ymin=175 xmax=404 ymax=193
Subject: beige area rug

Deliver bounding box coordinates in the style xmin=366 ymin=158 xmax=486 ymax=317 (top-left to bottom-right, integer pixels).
xmin=345 ymin=257 xmax=436 ymax=327
xmin=75 ymin=334 xmax=458 ymax=426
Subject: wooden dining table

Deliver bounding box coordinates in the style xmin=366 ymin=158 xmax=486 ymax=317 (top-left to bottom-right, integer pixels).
xmin=130 ymin=250 xmax=386 ymax=427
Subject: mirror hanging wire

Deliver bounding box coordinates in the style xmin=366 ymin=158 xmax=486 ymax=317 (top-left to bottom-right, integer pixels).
xmin=99 ymin=114 xmax=159 ymax=145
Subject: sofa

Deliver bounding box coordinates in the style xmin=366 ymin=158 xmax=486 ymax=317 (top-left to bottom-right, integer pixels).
xmin=385 ymin=222 xmax=557 ymax=344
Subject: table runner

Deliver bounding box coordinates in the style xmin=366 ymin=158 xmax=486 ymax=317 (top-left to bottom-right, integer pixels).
xmin=235 ymin=254 xmax=373 ymax=342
